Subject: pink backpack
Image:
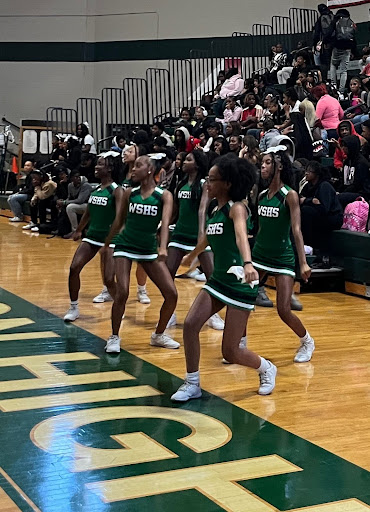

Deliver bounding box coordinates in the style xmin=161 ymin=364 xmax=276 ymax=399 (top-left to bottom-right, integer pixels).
xmin=342 ymin=197 xmax=369 ymax=232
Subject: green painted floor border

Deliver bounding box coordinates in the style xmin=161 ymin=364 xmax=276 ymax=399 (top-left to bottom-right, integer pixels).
xmin=0 ymin=286 xmax=369 ymax=512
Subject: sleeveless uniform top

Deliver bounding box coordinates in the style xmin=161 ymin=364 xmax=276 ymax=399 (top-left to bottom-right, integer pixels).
xmin=83 ymin=182 xmax=118 ymax=246
xmin=169 ymin=179 xmax=205 ymax=250
xmin=252 ymin=185 xmax=296 ymax=277
xmin=203 ymin=201 xmax=257 ymax=310
xmin=114 ymin=186 xmax=164 ymax=261
xmin=121 ymin=177 xmax=133 ymax=190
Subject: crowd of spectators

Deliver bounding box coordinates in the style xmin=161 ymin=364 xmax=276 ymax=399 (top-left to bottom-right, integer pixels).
xmin=7 ymin=4 xmax=370 ymax=274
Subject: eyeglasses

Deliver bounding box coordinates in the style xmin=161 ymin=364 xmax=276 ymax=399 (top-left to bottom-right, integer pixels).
xmin=205 ymin=177 xmax=224 ymax=183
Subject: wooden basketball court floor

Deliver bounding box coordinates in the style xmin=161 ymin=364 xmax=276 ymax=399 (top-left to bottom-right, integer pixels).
xmin=0 ymin=216 xmax=369 ymax=511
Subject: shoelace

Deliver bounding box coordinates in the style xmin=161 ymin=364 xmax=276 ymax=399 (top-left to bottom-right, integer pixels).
xmin=260 ymin=372 xmax=271 ymax=385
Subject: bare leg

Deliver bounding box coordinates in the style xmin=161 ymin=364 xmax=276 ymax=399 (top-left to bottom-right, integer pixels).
xmin=198 ymin=251 xmax=214 ymax=280
xmin=100 ymin=246 xmax=116 ymax=300
xmin=136 ymin=264 xmax=147 ymax=286
xmin=275 ymin=274 xmax=306 ymax=337
xmin=183 ymin=290 xmax=223 ymax=372
xmin=111 ymin=257 xmax=132 ymax=335
xmin=221 ymin=307 xmax=260 ymax=368
xmin=166 ymin=246 xmax=186 ymax=279
xmin=68 ymin=242 xmax=100 ymax=301
xmin=141 ymin=260 xmax=178 ymax=333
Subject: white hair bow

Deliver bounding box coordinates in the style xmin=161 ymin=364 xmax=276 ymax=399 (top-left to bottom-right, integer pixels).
xmin=98 ymin=151 xmax=121 ymax=158
xmin=262 ymin=145 xmax=287 ymax=155
xmin=83 ymin=121 xmax=90 ymax=129
xmin=148 ymin=153 xmax=167 ymax=160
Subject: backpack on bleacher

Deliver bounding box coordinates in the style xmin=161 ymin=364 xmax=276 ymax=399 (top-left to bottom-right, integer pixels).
xmin=335 ymin=17 xmax=355 ymax=42
xmin=342 ymin=197 xmax=369 ymax=232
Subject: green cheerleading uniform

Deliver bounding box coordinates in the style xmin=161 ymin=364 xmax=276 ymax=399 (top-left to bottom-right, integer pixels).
xmin=169 ymin=179 xmax=210 ymax=252
xmin=252 ymin=185 xmax=296 ymax=278
xmin=203 ymin=201 xmax=257 ymax=311
xmin=114 ymin=186 xmax=164 ymax=261
xmin=121 ymin=177 xmax=133 ymax=190
xmin=83 ymin=182 xmax=119 ymax=247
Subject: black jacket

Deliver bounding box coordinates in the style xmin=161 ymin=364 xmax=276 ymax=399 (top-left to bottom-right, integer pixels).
xmin=301 ymin=180 xmax=343 ymax=217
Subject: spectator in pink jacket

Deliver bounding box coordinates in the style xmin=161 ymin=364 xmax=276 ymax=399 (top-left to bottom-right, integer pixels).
xmin=216 ymin=97 xmax=243 ymax=126
xmin=213 ymin=68 xmax=244 ymax=117
xmin=312 ymin=83 xmax=344 ymax=139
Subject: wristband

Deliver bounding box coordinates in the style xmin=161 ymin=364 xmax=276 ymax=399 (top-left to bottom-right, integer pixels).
xmin=243 ymin=261 xmax=252 ymax=266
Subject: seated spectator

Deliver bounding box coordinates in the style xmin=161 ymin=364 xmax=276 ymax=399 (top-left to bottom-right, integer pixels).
xmin=278 ymin=48 xmax=311 ymax=86
xmin=56 ymin=170 xmax=92 ymax=239
xmin=225 ymin=121 xmax=242 ymax=141
xmin=214 ymin=70 xmax=226 ymax=98
xmin=240 ymin=93 xmax=263 ymax=132
xmin=213 ymin=68 xmax=244 ymax=117
xmin=50 ymin=135 xmax=67 ymax=161
xmin=276 ymin=88 xmax=301 ymax=131
xmin=192 ymin=106 xmax=212 ymax=139
xmin=312 ymin=83 xmax=344 ymax=139
xmin=294 ymin=74 xmax=310 ymax=101
xmin=76 ymin=122 xmax=97 ymax=154
xmin=168 ymin=151 xmax=186 ymax=195
xmin=65 ymin=135 xmax=82 ymax=170
xmin=174 ymin=126 xmax=200 ymax=153
xmin=151 ymin=122 xmax=174 ymax=146
xmin=338 ymin=135 xmax=370 ymax=208
xmin=259 ymin=119 xmax=281 ymax=152
xmin=361 ymin=119 xmax=370 ymax=159
xmin=23 ymin=170 xmax=57 ymax=232
xmin=79 ymin=153 xmax=97 ymax=183
xmin=239 ymin=135 xmax=261 ymax=166
xmin=111 ymin=133 xmax=129 ymax=153
xmin=300 ymin=95 xmax=317 ymax=129
xmin=333 ymin=120 xmax=366 ymax=170
xmin=345 ymin=77 xmax=369 ymax=129
xmin=53 ymin=169 xmax=71 ymax=236
xmin=266 ymin=43 xmax=288 ymax=84
xmin=8 ymin=160 xmax=36 ymax=222
xmin=300 ymin=161 xmax=343 ymax=267
xmin=152 ymin=136 xmax=168 ymax=152
xmin=216 ymin=97 xmax=242 ymax=125
xmin=213 ymin=136 xmax=229 ymax=155
xmin=203 ymin=121 xmax=223 ymax=152
xmin=228 ymin=135 xmax=242 ymax=155
xmin=156 ymin=149 xmax=175 ymax=189
xmin=132 ymin=129 xmax=151 ymax=147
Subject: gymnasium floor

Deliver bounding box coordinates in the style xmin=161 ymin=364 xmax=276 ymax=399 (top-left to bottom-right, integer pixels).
xmin=0 ymin=216 xmax=369 ymax=511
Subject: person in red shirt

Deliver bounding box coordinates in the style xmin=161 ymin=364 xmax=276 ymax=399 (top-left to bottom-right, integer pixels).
xmin=240 ymin=93 xmax=263 ymax=132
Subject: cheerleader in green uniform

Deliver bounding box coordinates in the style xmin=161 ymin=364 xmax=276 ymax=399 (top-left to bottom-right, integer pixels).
xmin=252 ymin=145 xmax=314 ymax=363
xmin=93 ymin=143 xmax=151 ymax=305
xmin=64 ymin=152 xmax=124 ymax=323
xmin=166 ymin=150 xmax=224 ymax=330
xmin=171 ymin=154 xmax=277 ymax=401
xmin=104 ymin=154 xmax=179 ymax=353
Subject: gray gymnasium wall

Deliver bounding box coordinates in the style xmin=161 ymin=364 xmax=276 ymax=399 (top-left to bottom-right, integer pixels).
xmin=0 ymin=0 xmax=368 ymax=126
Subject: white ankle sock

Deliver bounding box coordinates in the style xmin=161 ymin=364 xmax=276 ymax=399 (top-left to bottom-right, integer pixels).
xmin=70 ymin=300 xmax=78 ymax=307
xmin=300 ymin=331 xmax=311 ymax=343
xmin=186 ymin=371 xmax=200 ymax=385
xmin=257 ymin=357 xmax=270 ymax=373
xmin=137 ymin=285 xmax=146 ymax=292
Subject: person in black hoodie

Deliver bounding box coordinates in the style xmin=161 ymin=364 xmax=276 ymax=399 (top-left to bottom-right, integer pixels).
xmin=338 ymin=134 xmax=370 ymax=208
xmin=328 ymin=8 xmax=357 ymax=93
xmin=300 ymin=161 xmax=343 ymax=266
